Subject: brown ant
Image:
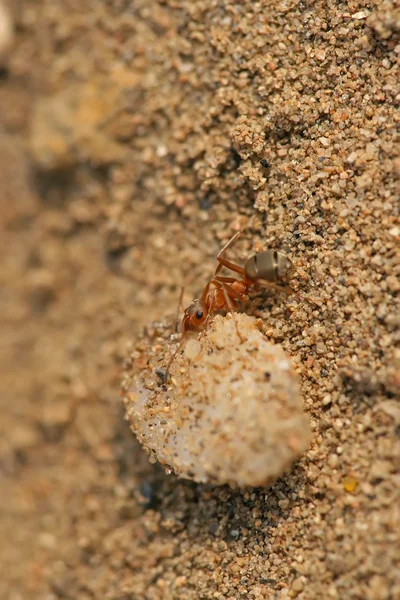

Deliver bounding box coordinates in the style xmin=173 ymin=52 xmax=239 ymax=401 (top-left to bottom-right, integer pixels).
xmin=182 ymin=229 xmax=292 ymax=335
xmin=164 ymin=228 xmax=293 ymax=378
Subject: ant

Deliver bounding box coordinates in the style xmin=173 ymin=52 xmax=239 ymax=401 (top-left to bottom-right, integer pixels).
xmin=162 ymin=227 xmax=293 ymax=379
xmin=181 ymin=229 xmax=292 ymax=336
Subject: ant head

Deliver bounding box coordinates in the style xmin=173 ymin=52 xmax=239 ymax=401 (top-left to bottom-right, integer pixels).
xmin=182 ymin=299 xmax=208 ymax=334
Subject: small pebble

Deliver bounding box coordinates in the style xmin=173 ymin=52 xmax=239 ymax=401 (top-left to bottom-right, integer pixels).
xmin=122 ymin=314 xmax=310 ymax=487
xmin=343 ymin=476 xmax=358 ymax=493
xmin=184 ymin=338 xmax=201 ymax=361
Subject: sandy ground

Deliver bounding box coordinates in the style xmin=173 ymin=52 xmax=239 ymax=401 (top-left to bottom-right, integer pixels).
xmin=1 ymin=1 xmax=399 ymax=599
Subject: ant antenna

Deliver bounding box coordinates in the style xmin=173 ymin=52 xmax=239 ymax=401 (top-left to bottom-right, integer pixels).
xmin=159 ymin=287 xmax=185 ymax=383
xmin=174 ymin=287 xmax=185 ymax=333
xmin=164 ymin=337 xmax=185 ymax=382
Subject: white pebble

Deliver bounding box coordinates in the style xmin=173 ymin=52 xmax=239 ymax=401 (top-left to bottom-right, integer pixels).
xmin=123 ymin=314 xmax=310 ymax=487
xmin=184 ymin=338 xmax=201 ymax=361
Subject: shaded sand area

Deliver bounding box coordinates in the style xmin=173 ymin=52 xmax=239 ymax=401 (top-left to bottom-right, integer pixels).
xmin=1 ymin=1 xmax=399 ymax=599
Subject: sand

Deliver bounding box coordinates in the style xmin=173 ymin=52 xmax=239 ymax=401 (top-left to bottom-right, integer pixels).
xmin=1 ymin=0 xmax=399 ymax=599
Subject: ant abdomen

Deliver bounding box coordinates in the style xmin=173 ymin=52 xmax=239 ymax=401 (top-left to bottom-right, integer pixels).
xmin=244 ymin=250 xmax=292 ymax=283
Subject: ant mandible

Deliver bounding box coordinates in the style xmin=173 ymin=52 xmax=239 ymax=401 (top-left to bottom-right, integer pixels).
xmin=164 ymin=227 xmax=293 ymax=376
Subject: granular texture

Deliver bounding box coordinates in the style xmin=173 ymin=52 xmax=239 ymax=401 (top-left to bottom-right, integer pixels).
xmin=123 ymin=314 xmax=310 ymax=487
xmin=1 ymin=0 xmax=399 ymax=599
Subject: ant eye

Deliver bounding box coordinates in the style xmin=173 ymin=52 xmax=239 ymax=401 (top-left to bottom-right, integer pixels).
xmin=195 ymin=310 xmax=203 ymax=319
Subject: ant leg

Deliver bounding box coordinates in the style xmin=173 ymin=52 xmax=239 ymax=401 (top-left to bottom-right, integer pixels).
xmin=165 ymin=337 xmax=185 ymax=380
xmin=221 ymin=284 xmax=245 ymax=343
xmin=219 ymin=230 xmax=243 ymax=253
xmin=178 ymin=287 xmax=185 ymax=311
xmin=216 ymin=231 xmax=246 ymax=277
xmin=211 ymin=279 xmax=244 ymax=342
xmin=200 ymin=281 xmax=211 ymax=304
xmin=215 ymin=216 xmax=257 ymax=276
xmin=214 ymin=275 xmax=244 ymax=288
xmin=213 ymin=275 xmax=238 ymax=284
xmin=214 ymin=262 xmax=223 ymax=277
xmin=258 ymin=280 xmax=294 ymax=295
xmin=174 ymin=286 xmax=185 ymax=332
xmin=204 ymin=293 xmax=216 ymax=329
xmin=212 ymin=276 xmax=248 ymax=302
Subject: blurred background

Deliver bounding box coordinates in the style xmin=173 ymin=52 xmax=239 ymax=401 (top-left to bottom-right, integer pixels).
xmin=1 ymin=1 xmax=399 ymax=599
